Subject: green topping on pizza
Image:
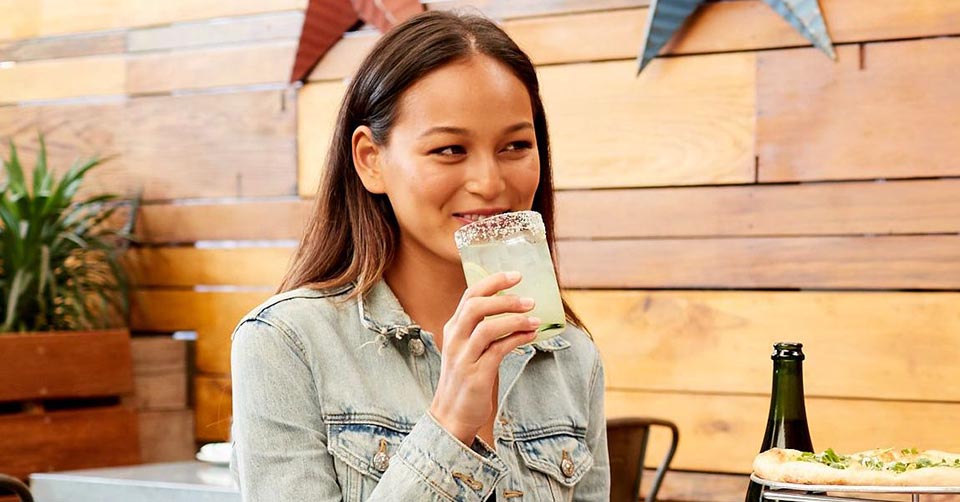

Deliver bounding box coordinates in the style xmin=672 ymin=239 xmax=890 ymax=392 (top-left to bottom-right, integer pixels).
xmin=859 ymin=456 xmax=884 ymax=471
xmin=889 ymin=457 xmax=960 ymax=472
xmin=798 ymin=448 xmax=849 ymax=470
xmin=797 ymin=448 xmax=960 ymax=472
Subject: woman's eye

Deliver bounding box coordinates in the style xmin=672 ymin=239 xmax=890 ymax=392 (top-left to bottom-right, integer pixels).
xmin=502 ymin=141 xmax=533 ymax=152
xmin=431 ymin=145 xmax=466 ymax=156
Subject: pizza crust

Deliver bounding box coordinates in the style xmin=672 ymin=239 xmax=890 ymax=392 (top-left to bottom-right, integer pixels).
xmin=753 ymin=448 xmax=960 ymax=487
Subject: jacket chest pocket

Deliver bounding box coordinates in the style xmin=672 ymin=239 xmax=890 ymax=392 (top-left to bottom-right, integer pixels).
xmin=516 ymin=432 xmax=594 ymax=502
xmin=327 ymin=422 xmax=409 ymax=501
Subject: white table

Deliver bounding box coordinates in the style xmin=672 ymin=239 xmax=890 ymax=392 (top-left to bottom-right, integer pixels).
xmin=30 ymin=461 xmax=240 ymax=502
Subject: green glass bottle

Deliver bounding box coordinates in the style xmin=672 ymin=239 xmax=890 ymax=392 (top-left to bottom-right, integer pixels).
xmin=745 ymin=342 xmax=814 ymax=502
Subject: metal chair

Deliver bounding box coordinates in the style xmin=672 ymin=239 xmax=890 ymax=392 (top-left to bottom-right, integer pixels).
xmin=607 ymin=417 xmax=679 ymax=502
xmin=0 ymin=474 xmax=33 ymax=502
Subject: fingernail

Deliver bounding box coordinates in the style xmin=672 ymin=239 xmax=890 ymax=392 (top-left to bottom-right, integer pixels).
xmin=519 ymin=297 xmax=535 ymax=309
xmin=505 ymin=271 xmax=521 ymax=281
xmin=527 ymin=317 xmax=541 ymax=328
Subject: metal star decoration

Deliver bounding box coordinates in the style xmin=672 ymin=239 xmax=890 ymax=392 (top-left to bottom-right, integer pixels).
xmin=290 ymin=0 xmax=423 ymax=82
xmin=637 ymin=0 xmax=836 ymax=74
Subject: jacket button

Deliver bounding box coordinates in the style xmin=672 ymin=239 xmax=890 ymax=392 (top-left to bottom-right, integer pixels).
xmin=452 ymin=471 xmax=483 ymax=491
xmin=560 ymin=449 xmax=575 ymax=478
xmin=409 ymin=338 xmax=425 ymax=356
xmin=373 ymin=439 xmax=390 ymax=472
xmin=373 ymin=451 xmax=389 ymax=472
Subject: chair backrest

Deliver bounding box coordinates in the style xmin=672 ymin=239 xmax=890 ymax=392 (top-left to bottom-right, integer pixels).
xmin=0 ymin=474 xmax=33 ymax=502
xmin=607 ymin=417 xmax=679 ymax=502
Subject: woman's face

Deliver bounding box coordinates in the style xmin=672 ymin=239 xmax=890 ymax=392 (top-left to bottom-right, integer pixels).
xmin=356 ymin=54 xmax=541 ymax=266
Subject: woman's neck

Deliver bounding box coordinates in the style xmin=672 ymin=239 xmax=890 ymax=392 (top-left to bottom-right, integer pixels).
xmin=384 ymin=240 xmax=466 ymax=348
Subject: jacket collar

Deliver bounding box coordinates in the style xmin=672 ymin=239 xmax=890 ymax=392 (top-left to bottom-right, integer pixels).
xmin=357 ymin=280 xmax=421 ymax=344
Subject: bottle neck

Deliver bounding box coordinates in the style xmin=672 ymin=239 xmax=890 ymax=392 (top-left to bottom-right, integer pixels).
xmin=768 ymin=359 xmax=808 ymax=420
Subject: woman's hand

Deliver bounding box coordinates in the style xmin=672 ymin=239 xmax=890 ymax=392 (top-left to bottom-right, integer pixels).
xmin=429 ymin=271 xmax=538 ymax=445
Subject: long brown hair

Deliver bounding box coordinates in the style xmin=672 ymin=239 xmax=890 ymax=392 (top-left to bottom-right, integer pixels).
xmin=280 ymin=10 xmax=585 ymax=329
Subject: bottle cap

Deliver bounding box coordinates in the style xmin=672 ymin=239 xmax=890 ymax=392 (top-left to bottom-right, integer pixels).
xmin=771 ymin=342 xmax=805 ymax=360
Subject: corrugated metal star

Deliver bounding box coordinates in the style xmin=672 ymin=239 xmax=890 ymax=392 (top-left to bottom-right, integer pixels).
xmin=290 ymin=0 xmax=423 ymax=83
xmin=638 ymin=0 xmax=836 ymax=74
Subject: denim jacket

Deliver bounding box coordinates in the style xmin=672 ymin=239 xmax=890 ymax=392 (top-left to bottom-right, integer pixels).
xmin=230 ymin=280 xmax=609 ymax=501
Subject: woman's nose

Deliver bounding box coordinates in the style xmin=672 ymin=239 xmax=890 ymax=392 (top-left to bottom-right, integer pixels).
xmin=464 ymin=155 xmax=506 ymax=199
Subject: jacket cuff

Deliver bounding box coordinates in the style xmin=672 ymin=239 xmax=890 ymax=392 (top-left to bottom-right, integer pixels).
xmin=395 ymin=413 xmax=508 ymax=501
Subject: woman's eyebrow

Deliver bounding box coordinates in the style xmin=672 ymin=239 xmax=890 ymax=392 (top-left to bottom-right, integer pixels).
xmin=418 ymin=121 xmax=533 ymax=139
xmin=419 ymin=126 xmax=469 ymax=138
xmin=502 ymin=121 xmax=534 ymax=134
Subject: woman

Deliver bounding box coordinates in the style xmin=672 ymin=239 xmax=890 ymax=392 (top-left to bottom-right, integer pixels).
xmin=230 ymin=10 xmax=609 ymax=502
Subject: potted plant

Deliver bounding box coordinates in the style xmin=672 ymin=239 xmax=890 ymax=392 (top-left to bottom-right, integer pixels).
xmin=0 ymin=135 xmax=141 ymax=480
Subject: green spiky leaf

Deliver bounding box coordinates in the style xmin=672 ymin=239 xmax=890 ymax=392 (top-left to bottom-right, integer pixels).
xmin=0 ymin=133 xmax=139 ymax=333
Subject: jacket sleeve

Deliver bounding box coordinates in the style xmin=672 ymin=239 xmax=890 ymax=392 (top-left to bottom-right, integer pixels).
xmin=574 ymin=351 xmax=611 ymax=501
xmin=230 ymin=318 xmax=344 ymax=501
xmin=230 ymin=317 xmax=509 ymax=502
xmin=366 ymin=412 xmax=509 ymax=501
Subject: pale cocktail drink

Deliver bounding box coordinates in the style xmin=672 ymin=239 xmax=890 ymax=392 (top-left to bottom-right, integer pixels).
xmin=454 ymin=211 xmax=566 ymax=343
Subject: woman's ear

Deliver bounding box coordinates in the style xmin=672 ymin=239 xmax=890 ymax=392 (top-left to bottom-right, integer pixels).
xmin=352 ymin=125 xmax=386 ymax=194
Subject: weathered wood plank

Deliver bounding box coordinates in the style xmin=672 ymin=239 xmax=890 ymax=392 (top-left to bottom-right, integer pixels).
xmin=132 ymin=370 xmax=188 ymax=412
xmin=126 ymin=41 xmax=296 ymax=94
xmin=131 ymin=178 xmax=960 ymax=244
xmin=0 ymin=406 xmax=140 ymax=480
xmin=606 ymin=390 xmax=960 ymax=474
xmin=0 ymin=55 xmax=125 ymax=103
xmin=128 ymin=235 xmax=960 ymax=290
xmin=0 ymin=0 xmax=40 ymax=41
xmin=0 ymin=330 xmax=133 ymax=402
xmin=305 ymin=32 xmax=379 ymax=82
xmin=137 ymin=199 xmax=309 ymax=244
xmin=131 ymin=337 xmax=186 ymax=374
xmin=0 ymin=31 xmax=125 ymax=61
xmin=0 ymin=89 xmax=296 ymax=200
xmin=568 ymin=290 xmax=960 ymax=402
xmin=194 ymin=375 xmax=232 ymax=442
xmin=297 ymin=81 xmax=347 ymax=196
xmin=131 ymin=337 xmax=188 ymax=410
xmin=126 ymin=247 xmax=291 ymax=287
xmin=425 ymin=0 xmax=648 ymax=20
xmin=555 ymin=179 xmax=960 ymax=239
xmin=0 ymin=41 xmax=296 ymax=103
xmin=557 ymin=235 xmax=960 ymax=290
xmin=138 ymin=409 xmax=195 ymax=463
xmin=136 ymin=289 xmax=960 ymax=401
xmin=541 ymin=56 xmax=755 ymax=189
xmin=131 ymin=290 xmax=270 ymax=375
xmin=643 ymin=470 xmax=748 ymax=502
xmin=758 ymin=38 xmax=960 ymax=182
xmin=127 ymin=11 xmax=304 ymax=52
xmin=300 ymin=54 xmax=756 ymax=192
xmin=309 ymin=0 xmax=960 ymax=81
xmin=2 ymin=0 xmax=307 ymax=40
xmin=665 ymin=0 xmax=960 ymax=55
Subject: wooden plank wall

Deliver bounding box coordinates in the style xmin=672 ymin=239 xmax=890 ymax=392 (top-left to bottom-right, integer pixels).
xmin=3 ymin=1 xmax=960 ymax=500
xmin=0 ymin=0 xmax=306 ymax=466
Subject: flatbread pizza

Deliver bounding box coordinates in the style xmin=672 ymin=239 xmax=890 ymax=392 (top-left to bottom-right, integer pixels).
xmin=754 ymin=448 xmax=960 ymax=487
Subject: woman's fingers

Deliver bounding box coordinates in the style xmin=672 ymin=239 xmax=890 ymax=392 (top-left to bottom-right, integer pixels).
xmin=444 ymin=292 xmax=534 ymax=348
xmin=477 ymin=330 xmax=538 ymax=372
xmin=460 ymin=313 xmax=539 ymax=362
xmin=452 ymin=271 xmax=521 ymax=316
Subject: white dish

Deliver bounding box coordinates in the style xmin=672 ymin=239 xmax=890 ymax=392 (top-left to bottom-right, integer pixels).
xmin=196 ymin=442 xmax=232 ymax=466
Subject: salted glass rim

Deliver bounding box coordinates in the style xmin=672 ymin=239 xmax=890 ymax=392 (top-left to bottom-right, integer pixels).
xmin=454 ymin=210 xmax=545 ymax=249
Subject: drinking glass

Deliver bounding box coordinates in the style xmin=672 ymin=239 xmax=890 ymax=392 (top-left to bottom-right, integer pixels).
xmin=454 ymin=210 xmax=566 ymax=343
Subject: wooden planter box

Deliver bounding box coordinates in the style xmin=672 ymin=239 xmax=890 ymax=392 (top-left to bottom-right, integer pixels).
xmin=0 ymin=330 xmax=141 ymax=480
